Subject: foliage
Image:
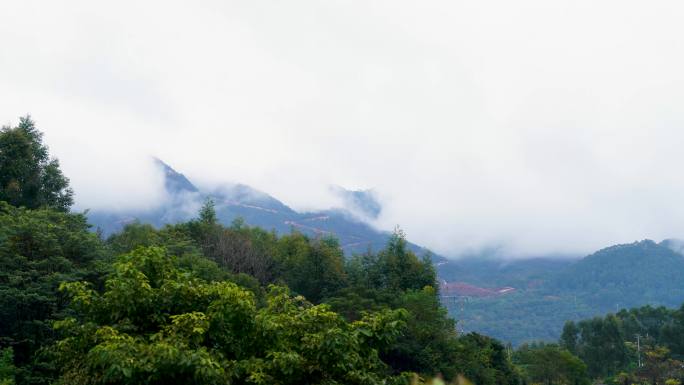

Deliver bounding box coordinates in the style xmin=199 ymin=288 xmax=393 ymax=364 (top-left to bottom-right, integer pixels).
xmin=382 ymin=287 xmax=459 ymax=378
xmin=0 ymin=116 xmax=73 ymax=212
xmin=555 ymin=241 xmax=684 ymax=310
xmin=326 ymin=230 xmax=519 ymax=383
xmin=207 ymin=221 xmax=279 ymax=285
xmin=559 ymin=305 xmax=684 ymax=379
xmin=0 ymin=348 xmax=15 ymax=385
xmin=0 ymin=202 xmax=105 ymax=384
xmin=438 ymin=240 xmax=684 ymax=346
xmin=452 ymin=334 xmax=519 ymax=385
xmin=514 ymin=343 xmax=589 ymax=385
xmin=637 ymin=346 xmax=683 ymax=385
xmin=198 ymin=198 xmax=217 ymax=225
xmin=172 ymin=209 xmax=281 ymax=285
xmin=106 ymin=221 xmax=263 ymax=295
xmin=376 ymin=229 xmax=436 ymax=293
xmin=276 ymin=233 xmax=347 ymax=303
xmin=555 ymin=304 xmax=684 ymax=383
xmin=559 ymin=321 xmax=579 ymax=355
xmin=0 ymin=119 xmax=524 ymax=384
xmin=50 ymin=247 xmax=408 ymax=385
xmin=608 ymin=346 xmax=684 ymax=385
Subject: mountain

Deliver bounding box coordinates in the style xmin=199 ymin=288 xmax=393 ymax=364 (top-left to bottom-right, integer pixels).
xmin=437 ymin=240 xmax=684 ymax=345
xmin=329 ymin=185 xmax=382 ymax=220
xmin=437 ymin=256 xmax=574 ymax=289
xmin=88 ymin=160 xmax=684 ymax=347
xmin=88 ymin=159 xmax=436 ymax=257
xmin=554 ymin=239 xmax=684 ymax=309
xmin=155 ymin=157 xmax=198 ymax=193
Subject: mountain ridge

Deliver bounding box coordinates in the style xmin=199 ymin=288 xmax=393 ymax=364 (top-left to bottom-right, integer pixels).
xmin=89 ymin=159 xmax=438 ymax=258
xmin=437 ymin=238 xmax=684 ymax=345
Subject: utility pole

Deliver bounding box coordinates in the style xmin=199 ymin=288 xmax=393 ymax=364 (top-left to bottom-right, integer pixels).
xmin=635 ymin=334 xmax=642 ymax=368
xmin=458 ymin=296 xmax=466 ymax=333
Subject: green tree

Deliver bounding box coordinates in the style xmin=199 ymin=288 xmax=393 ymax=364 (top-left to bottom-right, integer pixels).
xmin=514 ymin=343 xmax=589 ymax=385
xmin=0 ymin=348 xmax=15 ymax=385
xmin=576 ymin=315 xmax=630 ymax=378
xmin=106 ymin=221 xmax=263 ymax=294
xmin=276 ymin=233 xmax=347 ymax=303
xmin=456 ymin=333 xmax=521 ymax=385
xmin=377 ymin=229 xmax=435 ymax=292
xmin=662 ymin=304 xmax=684 ymax=359
xmin=382 ymin=287 xmax=460 ymax=379
xmin=560 ymin=321 xmax=579 ymax=355
xmin=198 ymin=198 xmax=217 ymax=225
xmin=107 ymin=222 xmax=161 ymax=255
xmin=327 ymin=232 xmax=520 ymax=384
xmin=0 ymin=202 xmax=105 ymax=384
xmin=50 ymin=247 xmax=408 ymax=385
xmin=636 ymin=346 xmax=684 ymax=385
xmin=0 ymin=116 xmax=73 ymax=212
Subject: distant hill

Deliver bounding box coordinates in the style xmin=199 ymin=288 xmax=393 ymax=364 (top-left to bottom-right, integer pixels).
xmin=437 ymin=256 xmax=574 ymax=289
xmin=437 ymin=240 xmax=684 ymax=345
xmin=155 ymin=158 xmax=198 ymax=193
xmin=88 ymin=159 xmax=437 ymax=257
xmin=329 ymin=185 xmax=382 ymax=220
xmin=88 ymin=159 xmax=684 ymax=346
xmin=553 ymin=239 xmax=684 ymax=309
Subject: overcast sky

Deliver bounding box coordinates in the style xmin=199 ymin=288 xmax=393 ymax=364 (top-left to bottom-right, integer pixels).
xmin=3 ymin=0 xmax=684 ymax=257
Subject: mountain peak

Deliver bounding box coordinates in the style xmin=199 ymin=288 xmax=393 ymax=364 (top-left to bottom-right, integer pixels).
xmin=153 ymin=158 xmax=199 ymax=194
xmin=329 ymin=185 xmax=382 ymax=219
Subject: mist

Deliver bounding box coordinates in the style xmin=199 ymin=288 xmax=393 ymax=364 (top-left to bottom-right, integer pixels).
xmin=3 ymin=0 xmax=684 ymax=257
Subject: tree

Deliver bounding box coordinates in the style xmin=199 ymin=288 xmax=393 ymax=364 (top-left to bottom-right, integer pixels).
xmin=455 ymin=333 xmax=521 ymax=385
xmin=377 ymin=228 xmax=435 ymax=292
xmin=211 ymin=225 xmax=279 ymax=284
xmin=105 ymin=221 xmax=263 ymax=293
xmin=107 ymin=221 xmax=161 ymax=255
xmin=560 ymin=321 xmax=579 ymax=355
xmin=174 ymin=204 xmax=280 ymax=284
xmin=198 ymin=198 xmax=217 ymax=225
xmin=0 ymin=348 xmax=15 ymax=385
xmin=50 ymin=247 xmax=408 ymax=385
xmin=276 ymin=233 xmax=347 ymax=303
xmin=662 ymin=304 xmax=684 ymax=359
xmin=514 ymin=343 xmax=589 ymax=385
xmin=0 ymin=116 xmax=73 ymax=212
xmin=575 ymin=315 xmax=630 ymax=378
xmin=381 ymin=287 xmax=460 ymax=379
xmin=326 ymin=233 xmax=521 ymax=384
xmin=635 ymin=345 xmax=684 ymax=385
xmin=0 ymin=202 xmax=105 ymax=384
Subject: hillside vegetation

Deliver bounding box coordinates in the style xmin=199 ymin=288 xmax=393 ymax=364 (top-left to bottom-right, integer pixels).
xmin=2 ymin=116 xmax=683 ymax=385
xmin=0 ymin=117 xmax=518 ymax=385
xmin=438 ymin=241 xmax=684 ymax=345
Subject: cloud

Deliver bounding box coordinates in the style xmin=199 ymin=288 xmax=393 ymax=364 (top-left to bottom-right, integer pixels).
xmin=2 ymin=0 xmax=684 ymax=257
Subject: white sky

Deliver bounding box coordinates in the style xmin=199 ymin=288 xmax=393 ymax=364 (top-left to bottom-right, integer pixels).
xmin=3 ymin=0 xmax=684 ymax=257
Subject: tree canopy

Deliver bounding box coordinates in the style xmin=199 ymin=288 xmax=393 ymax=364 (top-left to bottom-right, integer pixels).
xmin=0 ymin=116 xmax=73 ymax=212
xmin=51 ymin=247 xmax=409 ymax=385
xmin=10 ymin=117 xmax=683 ymax=385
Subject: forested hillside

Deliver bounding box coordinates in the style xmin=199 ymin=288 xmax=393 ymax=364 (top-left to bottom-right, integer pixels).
xmin=555 ymin=240 xmax=684 ymax=309
xmin=2 ymin=117 xmax=683 ymax=385
xmin=438 ymin=241 xmax=684 ymax=345
xmin=88 ymin=159 xmax=436 ymax=259
xmin=0 ymin=117 xmax=519 ymax=385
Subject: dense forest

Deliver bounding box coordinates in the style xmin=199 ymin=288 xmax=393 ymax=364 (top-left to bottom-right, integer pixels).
xmin=1 ymin=116 xmax=683 ymax=385
xmin=439 ymin=240 xmax=684 ymax=345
